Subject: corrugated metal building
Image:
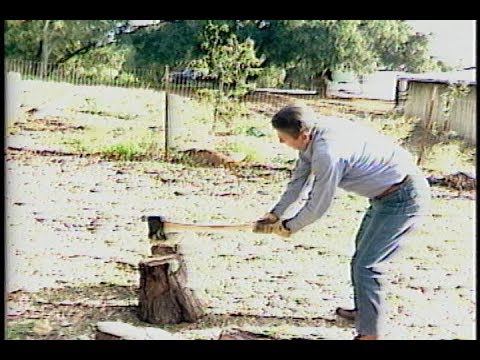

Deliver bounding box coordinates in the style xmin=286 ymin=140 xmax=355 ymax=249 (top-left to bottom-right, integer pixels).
xmin=396 ymin=69 xmax=476 ymax=145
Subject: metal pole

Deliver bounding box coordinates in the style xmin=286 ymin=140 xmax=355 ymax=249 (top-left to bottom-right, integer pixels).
xmin=164 ymin=65 xmax=170 ymax=159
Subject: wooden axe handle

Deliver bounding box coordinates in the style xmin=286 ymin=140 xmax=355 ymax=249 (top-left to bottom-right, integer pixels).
xmin=163 ymin=222 xmax=254 ymax=233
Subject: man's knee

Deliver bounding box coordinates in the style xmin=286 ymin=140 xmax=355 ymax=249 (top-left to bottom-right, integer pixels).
xmin=351 ymin=259 xmax=383 ymax=283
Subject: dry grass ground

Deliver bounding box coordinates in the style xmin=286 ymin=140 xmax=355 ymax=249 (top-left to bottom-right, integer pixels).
xmin=5 ymin=81 xmax=476 ymax=340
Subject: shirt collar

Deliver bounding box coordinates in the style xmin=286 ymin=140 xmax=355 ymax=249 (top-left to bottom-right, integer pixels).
xmin=302 ymin=126 xmax=318 ymax=156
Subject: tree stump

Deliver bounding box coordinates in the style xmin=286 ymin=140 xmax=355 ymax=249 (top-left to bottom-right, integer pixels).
xmin=138 ymin=255 xmax=204 ymax=324
xmin=151 ymin=243 xmax=177 ymax=256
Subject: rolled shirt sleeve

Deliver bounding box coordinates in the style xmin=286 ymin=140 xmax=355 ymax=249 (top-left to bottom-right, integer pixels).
xmin=270 ymin=154 xmax=311 ymax=217
xmin=285 ymin=150 xmax=344 ymax=233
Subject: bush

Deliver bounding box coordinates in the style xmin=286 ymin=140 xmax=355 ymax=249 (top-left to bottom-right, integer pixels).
xmin=422 ymin=139 xmax=475 ymax=174
xmin=255 ymin=66 xmax=286 ymax=88
xmin=101 ymin=143 xmax=141 ymax=161
xmin=99 ymin=138 xmax=163 ymax=161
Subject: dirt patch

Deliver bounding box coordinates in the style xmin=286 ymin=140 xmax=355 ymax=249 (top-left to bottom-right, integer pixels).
xmin=179 ymin=149 xmax=239 ymax=168
xmin=17 ymin=117 xmax=86 ymax=133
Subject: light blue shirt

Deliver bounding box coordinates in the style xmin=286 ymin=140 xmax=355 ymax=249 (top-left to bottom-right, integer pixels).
xmin=271 ymin=117 xmax=422 ymax=233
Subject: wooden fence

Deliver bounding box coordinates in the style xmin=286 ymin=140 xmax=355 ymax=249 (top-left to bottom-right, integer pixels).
xmin=402 ymin=81 xmax=476 ymax=145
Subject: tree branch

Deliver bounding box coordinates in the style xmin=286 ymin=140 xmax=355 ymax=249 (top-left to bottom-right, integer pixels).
xmin=55 ymin=41 xmax=98 ymax=65
xmin=55 ymin=20 xmax=176 ymax=66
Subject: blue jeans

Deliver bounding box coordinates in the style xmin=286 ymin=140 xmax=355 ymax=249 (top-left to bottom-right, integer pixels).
xmin=351 ymin=173 xmax=431 ymax=337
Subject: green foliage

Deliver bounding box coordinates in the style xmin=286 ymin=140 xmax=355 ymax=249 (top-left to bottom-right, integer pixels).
xmin=6 ymin=321 xmax=35 ymax=340
xmin=6 ymin=20 xmax=443 ymax=91
xmin=440 ymin=83 xmax=471 ymax=118
xmin=422 ymin=139 xmax=475 ymax=174
xmin=99 ymin=139 xmax=162 ymax=161
xmin=63 ymin=44 xmax=134 ymax=83
xmin=192 ymin=21 xmax=264 ymax=94
xmin=122 ymin=20 xmax=205 ymax=69
xmin=377 ymin=29 xmax=439 ymax=72
xmin=412 ymin=83 xmax=473 ymax=168
xmin=196 ymin=89 xmax=250 ymax=132
xmin=5 ymin=20 xmax=120 ymax=64
xmin=192 ymin=22 xmax=264 ymax=132
xmin=238 ymin=20 xmax=441 ymax=82
xmin=245 ymin=127 xmax=267 ymax=137
xmin=220 ymin=141 xmax=267 ymax=163
xmin=255 ymin=65 xmax=287 ymax=88
xmin=100 ymin=143 xmax=141 ymax=161
xmin=5 ymin=20 xmax=138 ymax=86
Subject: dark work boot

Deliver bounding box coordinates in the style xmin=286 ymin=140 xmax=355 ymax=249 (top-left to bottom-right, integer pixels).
xmin=335 ymin=307 xmax=357 ymax=322
xmin=353 ymin=334 xmax=378 ymax=340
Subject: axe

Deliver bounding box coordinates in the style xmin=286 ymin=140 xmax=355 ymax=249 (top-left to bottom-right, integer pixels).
xmin=141 ymin=215 xmax=253 ymax=241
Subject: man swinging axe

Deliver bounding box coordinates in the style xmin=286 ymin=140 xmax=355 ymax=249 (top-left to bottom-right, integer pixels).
xmin=253 ymin=105 xmax=431 ymax=340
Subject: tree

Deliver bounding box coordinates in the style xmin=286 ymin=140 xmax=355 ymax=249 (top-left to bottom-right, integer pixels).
xmin=5 ymin=20 xmax=443 ymax=92
xmin=191 ymin=21 xmax=264 ymax=133
xmin=121 ymin=20 xmax=205 ymax=70
xmin=235 ymin=20 xmax=441 ymax=93
xmin=363 ymin=21 xmax=440 ymax=72
xmin=4 ymin=20 xmax=128 ymax=78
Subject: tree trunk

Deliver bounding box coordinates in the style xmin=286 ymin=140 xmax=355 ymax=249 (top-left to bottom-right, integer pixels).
xmin=316 ymin=81 xmax=327 ymax=98
xmin=138 ymin=255 xmax=204 ymax=324
xmin=41 ymin=20 xmax=51 ymax=79
xmin=314 ymin=76 xmax=328 ymax=98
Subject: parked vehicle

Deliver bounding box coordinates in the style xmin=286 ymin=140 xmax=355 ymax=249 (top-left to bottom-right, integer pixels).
xmin=169 ymin=69 xmax=217 ymax=82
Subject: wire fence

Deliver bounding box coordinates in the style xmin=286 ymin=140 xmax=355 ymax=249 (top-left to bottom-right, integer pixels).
xmin=6 ymin=59 xmax=327 ymax=163
xmin=5 ymin=58 xmax=320 ymax=104
xmin=6 ymin=58 xmax=162 ymax=89
xmin=6 ymin=58 xmax=396 ymax=164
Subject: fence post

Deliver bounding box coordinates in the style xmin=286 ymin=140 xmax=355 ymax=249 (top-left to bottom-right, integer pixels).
xmin=417 ymin=84 xmax=439 ymax=166
xmin=6 ymin=71 xmax=22 ymax=129
xmin=164 ymin=65 xmax=170 ymax=158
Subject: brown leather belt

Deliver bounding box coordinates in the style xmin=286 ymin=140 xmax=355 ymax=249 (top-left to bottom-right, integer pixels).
xmin=373 ymin=175 xmax=411 ymax=200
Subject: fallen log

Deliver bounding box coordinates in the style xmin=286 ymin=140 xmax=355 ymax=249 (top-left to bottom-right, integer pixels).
xmin=427 ymin=172 xmax=476 ymax=191
xmin=95 ymin=321 xmax=182 ymax=340
xmin=218 ymin=329 xmax=274 ymax=340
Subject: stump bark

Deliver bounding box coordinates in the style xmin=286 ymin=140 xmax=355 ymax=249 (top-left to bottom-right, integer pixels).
xmin=138 ymin=255 xmax=203 ymax=324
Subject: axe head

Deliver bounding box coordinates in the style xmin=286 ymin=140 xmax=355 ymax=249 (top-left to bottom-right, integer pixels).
xmin=141 ymin=215 xmax=167 ymax=241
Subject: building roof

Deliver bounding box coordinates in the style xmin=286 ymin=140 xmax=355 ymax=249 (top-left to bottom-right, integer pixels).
xmin=398 ymin=68 xmax=476 ymax=86
xmin=255 ymin=88 xmax=317 ymax=95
